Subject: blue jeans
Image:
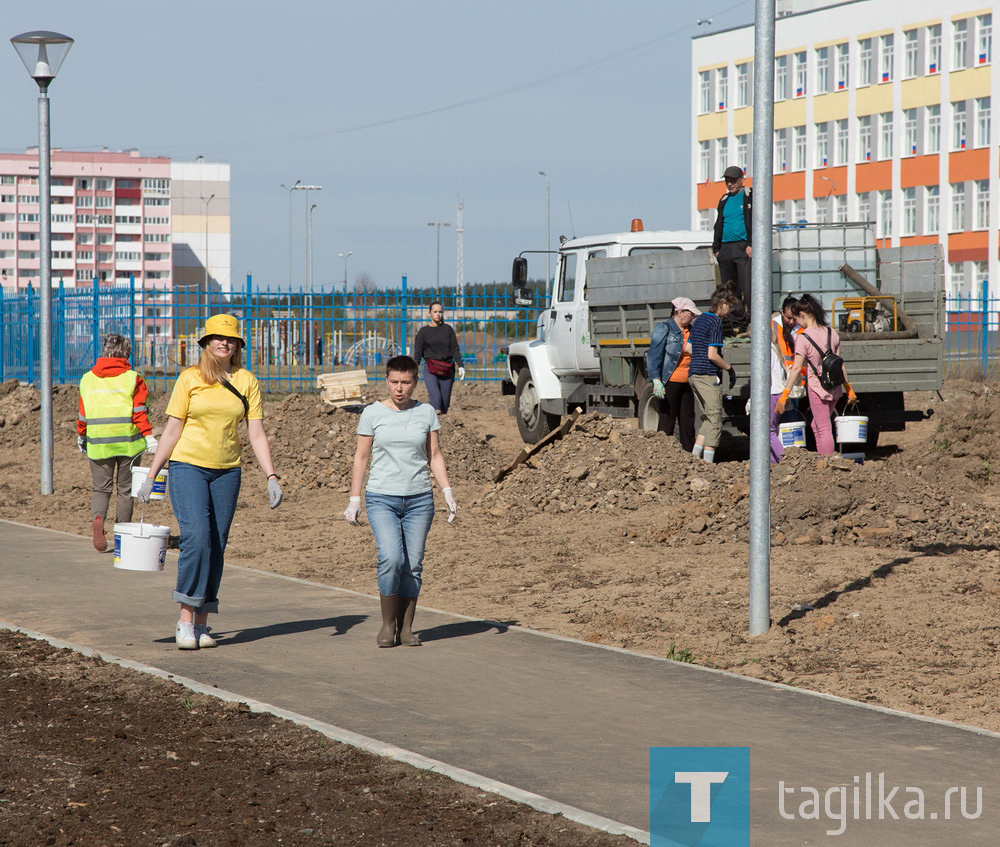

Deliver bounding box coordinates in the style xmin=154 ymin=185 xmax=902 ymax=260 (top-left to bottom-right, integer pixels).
xmin=365 ymin=490 xmax=435 ymax=598
xmin=423 ymin=366 xmax=454 ymax=413
xmin=169 ymin=461 xmax=242 ymax=613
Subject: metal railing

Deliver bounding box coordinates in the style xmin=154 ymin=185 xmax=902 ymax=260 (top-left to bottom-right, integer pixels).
xmin=1 ymin=275 xmax=544 ymax=393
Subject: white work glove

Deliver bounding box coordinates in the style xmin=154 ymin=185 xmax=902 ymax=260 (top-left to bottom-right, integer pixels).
xmin=77 ymin=435 xmax=86 ymax=454
xmin=144 ymin=435 xmax=158 ymax=454
xmin=344 ymin=496 xmax=362 ymax=525
xmin=458 ymin=366 xmax=466 ymax=381
xmin=137 ymin=474 xmax=156 ymax=503
xmin=442 ymin=487 xmax=457 ymax=523
xmin=267 ymin=476 xmax=283 ymax=509
xmin=652 ymin=379 xmax=665 ymax=399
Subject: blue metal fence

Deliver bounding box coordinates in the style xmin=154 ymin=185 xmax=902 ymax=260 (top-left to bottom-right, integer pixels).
xmin=3 ymin=278 xmax=998 ymax=391
xmin=0 ymin=275 xmax=544 ymax=393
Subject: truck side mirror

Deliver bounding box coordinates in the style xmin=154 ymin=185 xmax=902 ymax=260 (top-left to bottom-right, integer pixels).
xmin=513 ymin=287 xmax=534 ymax=308
xmin=512 ymin=256 xmax=528 ymax=286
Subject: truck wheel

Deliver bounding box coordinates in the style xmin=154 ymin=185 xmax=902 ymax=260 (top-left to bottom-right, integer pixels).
xmin=637 ymin=380 xmax=660 ymax=431
xmin=515 ymin=369 xmax=560 ymax=444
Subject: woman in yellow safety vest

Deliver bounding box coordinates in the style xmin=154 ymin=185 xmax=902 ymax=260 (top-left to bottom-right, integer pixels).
xmin=139 ymin=314 xmax=283 ymax=650
xmin=78 ymin=334 xmax=158 ymax=552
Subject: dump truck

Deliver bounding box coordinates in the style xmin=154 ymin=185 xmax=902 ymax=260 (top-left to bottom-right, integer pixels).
xmin=503 ymin=221 xmax=942 ymax=449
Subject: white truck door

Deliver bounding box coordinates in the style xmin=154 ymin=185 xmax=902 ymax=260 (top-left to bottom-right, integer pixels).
xmin=547 ymin=252 xmax=579 ymax=373
xmin=574 ymin=248 xmax=606 ymax=372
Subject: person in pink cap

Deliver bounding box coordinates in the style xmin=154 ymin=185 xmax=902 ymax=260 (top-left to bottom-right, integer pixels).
xmin=646 ymin=297 xmax=701 ymax=452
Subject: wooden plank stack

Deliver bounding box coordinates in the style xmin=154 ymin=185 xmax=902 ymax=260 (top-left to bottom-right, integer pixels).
xmin=316 ymin=369 xmax=369 ymax=407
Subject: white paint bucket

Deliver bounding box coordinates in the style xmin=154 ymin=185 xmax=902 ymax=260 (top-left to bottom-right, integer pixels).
xmin=834 ymin=415 xmax=868 ymax=444
xmin=113 ymin=522 xmax=169 ymax=571
xmin=131 ymin=466 xmax=168 ymax=500
xmin=778 ymin=419 xmax=806 ymax=448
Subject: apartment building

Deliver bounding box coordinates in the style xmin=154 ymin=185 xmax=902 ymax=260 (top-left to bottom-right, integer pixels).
xmin=691 ymin=0 xmax=997 ymax=298
xmin=0 ymin=149 xmax=230 ymax=306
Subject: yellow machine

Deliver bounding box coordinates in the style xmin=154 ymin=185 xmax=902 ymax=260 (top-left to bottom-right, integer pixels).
xmin=833 ymin=296 xmax=898 ymax=334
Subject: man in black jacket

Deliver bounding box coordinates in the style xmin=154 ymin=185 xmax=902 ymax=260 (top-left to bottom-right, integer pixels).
xmin=712 ymin=165 xmax=753 ymax=309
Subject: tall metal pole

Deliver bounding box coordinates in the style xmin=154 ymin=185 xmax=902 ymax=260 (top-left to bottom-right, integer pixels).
xmin=426 ymin=222 xmax=450 ymax=296
xmin=201 ymin=194 xmax=215 ymax=291
xmin=281 ymin=179 xmax=300 ymax=285
xmin=38 ymin=82 xmax=53 ymax=495
xmin=307 ymin=203 xmax=317 ymax=366
xmin=339 ymin=251 xmax=352 ymax=288
xmin=539 ymin=171 xmax=550 ymax=287
xmin=749 ymin=0 xmax=777 ymax=636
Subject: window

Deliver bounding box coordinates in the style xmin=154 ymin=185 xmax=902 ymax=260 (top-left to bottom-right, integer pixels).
xmin=144 ymin=216 xmax=170 ymax=226
xmin=717 ymin=67 xmax=728 ymax=110
xmin=794 ymin=51 xmax=807 ymax=97
xmin=815 ymin=197 xmax=830 ymax=223
xmin=927 ymin=104 xmax=941 ymax=152
xmin=52 ymin=214 xmax=72 ymax=223
xmin=76 ymin=233 xmax=93 ymax=244
xmin=557 ymin=254 xmax=576 ymax=302
xmin=0 ymin=232 xmax=13 ymax=240
xmin=76 ymin=269 xmax=93 ymax=281
xmin=18 ymin=251 xmax=38 ymax=260
xmin=97 ymin=252 xmax=112 ymax=263
xmin=18 ymin=213 xmax=39 ymax=223
xmin=0 ymin=176 xmax=14 ymax=185
xmin=952 ymin=101 xmax=967 ymax=150
xmin=97 ymin=214 xmax=113 ymax=225
xmin=858 ymin=191 xmax=872 ymax=223
xmin=773 ymin=201 xmax=787 ymax=223
xmin=879 ymin=112 xmax=894 ymax=159
xmin=878 ymin=191 xmax=893 ymax=238
xmin=95 ymin=196 xmax=113 ymax=208
xmin=97 ymin=234 xmax=113 ymax=245
xmin=792 ymin=199 xmax=806 ymax=222
xmin=836 ymin=119 xmax=849 ymax=165
xmin=975 ymin=180 xmax=990 ymax=228
xmin=974 ymin=262 xmax=989 ymax=293
xmin=144 ymin=252 xmax=169 ymax=262
xmin=880 ymin=34 xmax=894 ymax=82
xmin=816 ymin=122 xmax=830 ymax=167
xmin=699 ymin=71 xmax=712 ymax=114
xmin=76 ymin=179 xmax=91 ymax=190
xmin=775 ymin=128 xmax=788 ymax=171
xmin=76 ymin=195 xmax=93 ymax=207
xmin=142 ymin=178 xmax=171 ymax=195
xmin=829 ymin=194 xmax=843 ymax=223
xmin=928 ymin=24 xmax=941 ymax=73
xmin=925 ymin=185 xmax=940 ymax=232
xmin=0 ymin=195 xmax=12 ymax=203
xmin=954 ymin=19 xmax=968 ymax=70
xmin=948 ymin=262 xmax=965 ymax=298
xmin=904 ymin=30 xmax=919 ymax=78
xmin=859 ymin=38 xmax=873 ymax=86
xmin=736 ymin=134 xmax=750 ymax=174
xmin=794 ymin=126 xmax=807 ymax=170
xmin=117 ymin=251 xmax=142 ymax=262
xmin=859 ymin=116 xmax=873 ymax=162
xmin=115 ymin=215 xmax=142 ymax=224
xmin=904 ymin=109 xmax=918 ymax=155
xmin=975 ymin=97 xmax=991 ymax=147
xmin=144 ymin=233 xmax=170 ymax=243
xmin=143 ymin=197 xmax=169 ymax=206
xmin=716 ymin=138 xmax=729 ymax=177
xmin=737 ymin=63 xmax=750 ymax=107
xmin=816 ymin=47 xmax=829 ymax=94
xmin=950 ymin=182 xmax=966 ymax=230
xmin=977 ymin=14 xmax=992 ymax=65
xmin=775 ymin=55 xmax=788 ymax=100
xmin=836 ymin=43 xmax=849 ymax=90
xmin=902 ymin=187 xmax=917 ymax=234
xmin=18 ymin=194 xmax=39 ymax=204
xmin=699 ymin=141 xmax=711 ymax=182
xmin=19 ymin=232 xmax=38 ymax=241
xmin=77 ymin=250 xmax=94 ymax=261
xmin=96 ymin=179 xmax=112 ymax=191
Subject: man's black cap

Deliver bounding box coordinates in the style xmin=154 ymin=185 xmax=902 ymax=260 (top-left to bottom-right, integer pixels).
xmin=723 ymin=166 xmax=744 ymax=180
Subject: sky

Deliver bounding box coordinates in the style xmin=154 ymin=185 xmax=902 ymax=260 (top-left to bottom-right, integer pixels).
xmin=2 ymin=0 xmax=755 ymax=291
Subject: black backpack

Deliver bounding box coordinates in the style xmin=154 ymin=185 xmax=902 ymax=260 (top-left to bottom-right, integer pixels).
xmin=801 ymin=328 xmax=845 ymax=390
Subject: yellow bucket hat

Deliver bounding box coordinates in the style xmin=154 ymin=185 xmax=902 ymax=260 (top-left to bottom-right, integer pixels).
xmin=199 ymin=313 xmax=245 ymax=348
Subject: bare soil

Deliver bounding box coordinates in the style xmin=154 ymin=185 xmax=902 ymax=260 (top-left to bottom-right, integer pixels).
xmin=1 ymin=375 xmax=999 ymax=844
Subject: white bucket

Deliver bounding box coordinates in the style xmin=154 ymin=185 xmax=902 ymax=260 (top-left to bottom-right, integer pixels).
xmin=131 ymin=466 xmax=169 ymax=500
xmin=778 ymin=420 xmax=806 ymax=448
xmin=113 ymin=522 xmax=169 ymax=571
xmin=834 ymin=415 xmax=868 ymax=444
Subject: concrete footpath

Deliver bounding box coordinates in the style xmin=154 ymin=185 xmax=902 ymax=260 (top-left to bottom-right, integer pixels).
xmin=1 ymin=519 xmax=998 ymax=845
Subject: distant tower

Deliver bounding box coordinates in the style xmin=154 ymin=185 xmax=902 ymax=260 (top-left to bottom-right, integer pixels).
xmin=455 ymin=198 xmax=464 ymax=309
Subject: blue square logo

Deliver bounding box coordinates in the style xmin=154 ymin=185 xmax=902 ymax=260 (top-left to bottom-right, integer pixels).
xmin=650 ymin=747 xmax=751 ymax=847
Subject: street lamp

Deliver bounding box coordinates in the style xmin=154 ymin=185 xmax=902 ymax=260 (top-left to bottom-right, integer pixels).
xmin=280 ymin=179 xmax=300 ymax=285
xmin=201 ymin=194 xmax=215 ymax=289
xmin=538 ymin=171 xmax=551 ymax=288
xmin=292 ymin=183 xmax=322 ymax=288
xmin=426 ymin=221 xmax=450 ymax=294
xmin=307 ymin=203 xmax=318 ymax=288
xmin=11 ymin=30 xmax=74 ymax=496
xmin=338 ymin=251 xmax=352 ymax=289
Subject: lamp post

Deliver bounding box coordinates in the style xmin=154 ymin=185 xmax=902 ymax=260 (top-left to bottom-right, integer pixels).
xmin=307 ymin=203 xmax=317 ymax=366
xmin=292 ymin=184 xmax=322 ymax=289
xmin=538 ymin=171 xmax=550 ymax=288
xmin=280 ymin=179 xmax=300 ymax=285
xmin=11 ymin=30 xmax=74 ymax=496
xmin=201 ymin=192 xmax=215 ymax=287
xmin=338 ymin=251 xmax=352 ymax=289
xmin=426 ymin=221 xmax=450 ymax=295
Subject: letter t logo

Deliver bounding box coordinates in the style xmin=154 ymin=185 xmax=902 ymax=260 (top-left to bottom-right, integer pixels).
xmin=674 ymin=771 xmax=729 ymax=822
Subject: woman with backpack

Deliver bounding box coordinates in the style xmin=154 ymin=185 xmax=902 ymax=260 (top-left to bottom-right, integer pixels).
xmin=775 ymin=294 xmax=857 ymax=456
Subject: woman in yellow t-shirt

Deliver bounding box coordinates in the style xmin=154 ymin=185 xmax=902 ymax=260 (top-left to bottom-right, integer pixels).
xmin=139 ymin=314 xmax=282 ymax=650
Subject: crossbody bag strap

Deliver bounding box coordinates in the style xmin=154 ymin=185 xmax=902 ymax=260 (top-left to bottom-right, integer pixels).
xmin=220 ymin=378 xmax=250 ymax=419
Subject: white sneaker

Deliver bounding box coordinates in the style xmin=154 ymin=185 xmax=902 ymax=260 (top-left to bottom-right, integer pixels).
xmin=195 ymin=624 xmax=217 ymax=648
xmin=175 ymin=621 xmax=198 ymax=650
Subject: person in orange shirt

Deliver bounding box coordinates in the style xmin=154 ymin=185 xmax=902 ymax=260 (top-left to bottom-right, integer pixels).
xmin=647 ymin=297 xmax=700 ymax=453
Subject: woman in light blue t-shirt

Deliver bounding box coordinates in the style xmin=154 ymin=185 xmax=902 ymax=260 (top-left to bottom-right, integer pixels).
xmin=344 ymin=355 xmax=456 ymax=648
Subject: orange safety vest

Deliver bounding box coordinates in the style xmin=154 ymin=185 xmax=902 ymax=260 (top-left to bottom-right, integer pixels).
xmin=772 ymin=316 xmax=806 ymax=383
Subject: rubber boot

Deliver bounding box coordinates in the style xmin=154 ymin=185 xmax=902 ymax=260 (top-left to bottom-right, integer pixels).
xmin=396 ymin=595 xmax=422 ymax=647
xmin=377 ymin=595 xmax=398 ymax=647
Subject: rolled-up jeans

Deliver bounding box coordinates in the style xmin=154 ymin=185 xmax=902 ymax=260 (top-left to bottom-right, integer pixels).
xmin=365 ymin=490 xmax=435 ymax=598
xmin=169 ymin=461 xmax=242 ymax=613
